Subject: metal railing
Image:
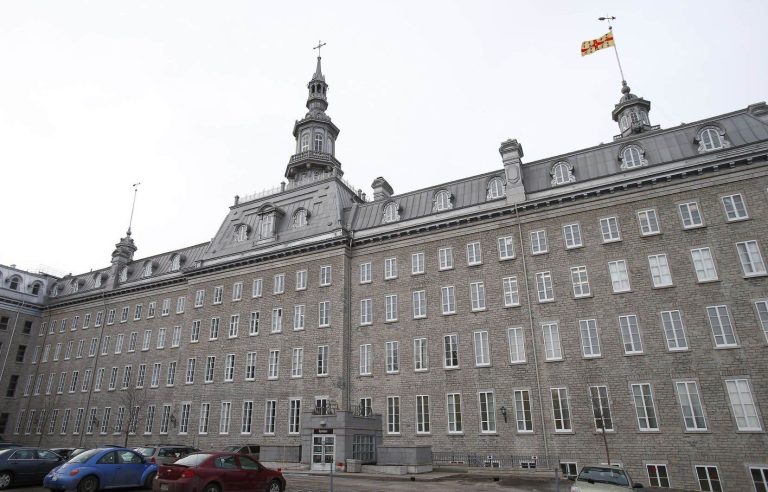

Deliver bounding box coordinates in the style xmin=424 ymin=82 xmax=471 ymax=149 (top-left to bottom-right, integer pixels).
xmin=432 ymin=452 xmax=561 ymax=470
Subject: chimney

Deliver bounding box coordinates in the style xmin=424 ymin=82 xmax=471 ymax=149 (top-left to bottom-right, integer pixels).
xmin=499 ymin=139 xmax=526 ymax=203
xmin=371 ymin=177 xmax=394 ymax=201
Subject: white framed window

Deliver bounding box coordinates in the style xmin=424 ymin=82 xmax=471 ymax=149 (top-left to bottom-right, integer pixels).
xmin=562 ymin=223 xmax=582 ymax=249
xmin=224 ymin=354 xmax=235 ymax=382
xmin=433 ymin=190 xmax=452 ymax=212
xmin=295 ymin=270 xmax=307 ymax=290
xmin=194 ymin=290 xmax=205 ymax=307
xmin=219 ymin=401 xmax=232 ymax=434
xmin=359 ymin=262 xmax=372 ymax=283
xmin=209 ymin=319 xmax=219 ymax=340
xmin=478 ymin=391 xmax=496 ymax=433
xmin=621 ymin=145 xmax=645 ymax=169
xmin=411 ymin=252 xmax=425 ymax=275
xmin=470 ymin=281 xmax=486 ymax=311
xmin=176 ymin=297 xmax=185 ymax=314
xmin=252 ymin=278 xmax=263 ymax=298
xmin=386 ymin=396 xmax=400 ymax=434
xmin=383 ymin=201 xmax=400 ymax=223
xmin=438 ymin=247 xmax=454 ymax=270
xmin=441 ymin=286 xmax=456 ymax=314
xmin=694 ymin=465 xmax=721 ymax=492
xmin=706 ymin=305 xmax=737 ymax=347
xmin=675 ymin=381 xmax=707 ymax=430
xmin=514 ymin=390 xmax=533 ymax=432
xmin=736 ymin=240 xmax=766 ymax=276
xmin=229 ymin=315 xmax=240 ymax=338
xmin=637 ymin=209 xmax=660 ymax=236
xmin=551 ymin=161 xmax=575 ymax=185
xmin=150 ymin=364 xmax=160 ymax=388
xmin=447 ymin=393 xmax=463 ymax=433
xmin=385 ymin=341 xmax=399 ymax=374
xmin=385 ymin=294 xmax=398 ymax=322
xmin=128 ymin=332 xmax=139 ymax=352
xmin=293 ymin=305 xmax=305 ymax=331
xmin=497 ymin=236 xmax=515 ymax=260
xmin=107 ymin=309 xmax=115 ymax=325
xmin=186 ymin=358 xmax=196 ymax=384
xmin=245 ymin=351 xmax=257 ymax=380
xmin=698 ymin=127 xmax=726 ymax=151
xmin=542 ymin=322 xmax=562 ymax=361
xmin=290 ymin=348 xmax=303 ymax=378
xmin=530 ymin=230 xmax=548 ymax=254
xmin=384 ymin=258 xmax=398 ymax=279
xmin=204 ymin=356 xmax=215 ymax=383
xmin=231 ymin=282 xmax=242 ymax=302
xmin=249 ymin=312 xmax=259 ymax=336
xmin=288 ymin=399 xmax=301 ymax=435
xmin=619 ymin=315 xmax=643 ymax=354
xmin=268 ymin=350 xmax=280 ymax=380
xmin=271 ymin=308 xmax=283 ymax=333
xmin=579 ymin=319 xmax=601 ymax=358
xmin=589 ymin=385 xmax=613 ymax=431
xmin=319 ymin=265 xmax=332 ymax=286
xmin=360 ymin=299 xmax=372 ymax=325
xmin=507 ymin=327 xmax=526 ymax=364
xmin=487 ymin=176 xmax=505 ymax=199
xmin=120 ymin=306 xmax=129 ymax=323
xmin=631 ymin=383 xmax=659 ymax=431
xmin=359 ymin=344 xmax=372 ymax=375
xmin=551 ymin=387 xmax=571 ymax=432
xmin=171 ymin=326 xmax=181 ymax=347
xmin=142 ymin=330 xmax=152 ymax=351
xmin=473 ymin=331 xmax=490 ymax=366
xmin=413 ymin=338 xmax=428 ymax=371
xmin=661 ymin=310 xmax=688 ymax=351
xmin=646 ymin=464 xmax=670 ymax=488
xmin=264 ymin=401 xmax=276 ymax=435
xmin=691 ymin=247 xmax=718 ymax=281
xmin=273 ymin=274 xmax=285 ymax=294
xmin=241 ymin=401 xmax=253 ymax=435
xmin=648 ymin=254 xmax=673 ymax=287
xmin=600 ymin=217 xmax=621 ymax=243
xmin=502 ymin=276 xmax=520 ymax=307
xmin=722 ymin=193 xmax=748 ymax=221
xmin=318 ymin=301 xmax=330 ymax=327
xmin=443 ymin=334 xmax=459 ymax=368
xmin=412 ymin=290 xmax=426 ymax=318
xmin=535 ymin=271 xmax=554 ymax=302
xmin=166 ymin=361 xmax=177 ymax=386
xmin=756 ymin=300 xmax=768 ymax=342
xmin=725 ymin=379 xmax=761 ymax=431
xmin=190 ymin=320 xmax=201 ymax=343
xmin=416 ymin=395 xmax=430 ymax=434
xmin=608 ymin=260 xmax=631 ymax=293
xmin=161 ymin=298 xmax=171 ymax=316
xmin=570 ymin=266 xmax=591 ymax=298
xmin=316 ymin=345 xmax=329 ymax=376
xmin=466 ymin=241 xmax=482 ymax=265
xmin=678 ymin=201 xmax=704 ymax=229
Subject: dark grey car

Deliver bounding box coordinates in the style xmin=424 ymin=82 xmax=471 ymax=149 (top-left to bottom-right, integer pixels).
xmin=0 ymin=447 xmax=64 ymax=489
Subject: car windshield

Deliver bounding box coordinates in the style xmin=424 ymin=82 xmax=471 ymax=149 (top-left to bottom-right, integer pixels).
xmin=222 ymin=446 xmax=239 ymax=452
xmin=578 ymin=467 xmax=630 ymax=487
xmin=69 ymin=449 xmax=101 ymax=463
xmin=174 ymin=453 xmax=212 ymax=467
xmin=135 ymin=447 xmax=156 ymax=457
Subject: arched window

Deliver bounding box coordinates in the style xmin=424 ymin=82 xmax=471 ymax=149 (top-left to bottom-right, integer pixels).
xmin=433 ymin=190 xmax=452 ymax=212
xmin=170 ymin=255 xmax=181 ymax=272
xmin=620 ymin=114 xmax=629 ymax=131
xmin=71 ymin=280 xmax=79 ymax=293
xmin=550 ymin=161 xmax=575 ymax=186
xmin=300 ymin=133 xmax=310 ymax=152
xmin=8 ymin=276 xmax=21 ymax=291
xmin=143 ymin=262 xmax=153 ymax=278
xmin=383 ymin=202 xmax=400 ymax=223
xmin=294 ymin=209 xmax=308 ymax=228
xmin=641 ymin=111 xmax=650 ymax=125
xmin=260 ymin=214 xmax=275 ymax=239
xmin=314 ymin=133 xmax=324 ymax=152
xmin=235 ymin=224 xmax=248 ymax=242
xmin=326 ymin=138 xmax=333 ymax=154
xmin=486 ymin=177 xmax=505 ymax=199
xmin=119 ymin=266 xmax=128 ymax=283
xmin=699 ymin=127 xmax=724 ymax=152
xmin=620 ymin=145 xmax=647 ymax=170
xmin=31 ymin=283 xmax=41 ymax=296
xmin=51 ymin=285 xmax=60 ymax=297
xmin=94 ymin=274 xmax=103 ymax=288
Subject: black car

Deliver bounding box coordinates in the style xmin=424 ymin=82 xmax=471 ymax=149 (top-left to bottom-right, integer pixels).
xmin=49 ymin=447 xmax=75 ymax=460
xmin=0 ymin=447 xmax=64 ymax=490
xmin=0 ymin=443 xmax=20 ymax=450
xmin=222 ymin=444 xmax=261 ymax=460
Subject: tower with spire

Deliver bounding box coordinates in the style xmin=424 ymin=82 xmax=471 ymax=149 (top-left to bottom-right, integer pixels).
xmin=285 ymin=50 xmax=342 ymax=185
xmin=612 ymin=80 xmax=653 ymax=138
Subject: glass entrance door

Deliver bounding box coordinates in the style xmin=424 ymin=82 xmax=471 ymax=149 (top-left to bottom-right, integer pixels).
xmin=311 ymin=434 xmax=335 ymax=471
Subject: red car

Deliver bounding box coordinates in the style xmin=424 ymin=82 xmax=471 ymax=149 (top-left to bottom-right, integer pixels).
xmin=153 ymin=452 xmax=285 ymax=492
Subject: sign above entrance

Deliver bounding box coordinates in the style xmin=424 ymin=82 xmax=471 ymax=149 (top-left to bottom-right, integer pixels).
xmin=314 ymin=428 xmax=334 ymax=434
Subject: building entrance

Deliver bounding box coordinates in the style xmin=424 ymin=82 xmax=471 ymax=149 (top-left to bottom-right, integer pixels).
xmin=311 ymin=433 xmax=335 ymax=471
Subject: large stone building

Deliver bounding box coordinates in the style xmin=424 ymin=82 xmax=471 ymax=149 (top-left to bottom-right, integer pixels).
xmin=2 ymin=56 xmax=768 ymax=490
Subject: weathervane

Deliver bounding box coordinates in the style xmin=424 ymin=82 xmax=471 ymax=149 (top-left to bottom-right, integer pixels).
xmin=598 ymin=15 xmax=626 ymax=82
xmin=313 ymin=40 xmax=326 ymax=57
xmin=127 ymin=182 xmax=141 ymax=236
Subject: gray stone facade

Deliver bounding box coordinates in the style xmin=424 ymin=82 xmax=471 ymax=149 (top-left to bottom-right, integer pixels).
xmin=2 ymin=57 xmax=768 ymax=490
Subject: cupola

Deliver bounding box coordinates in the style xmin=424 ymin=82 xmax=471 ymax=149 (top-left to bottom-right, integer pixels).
xmin=612 ymin=81 xmax=653 ymax=138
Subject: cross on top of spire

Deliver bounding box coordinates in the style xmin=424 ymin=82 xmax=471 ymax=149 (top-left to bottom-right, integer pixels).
xmin=313 ymin=40 xmax=326 ymax=57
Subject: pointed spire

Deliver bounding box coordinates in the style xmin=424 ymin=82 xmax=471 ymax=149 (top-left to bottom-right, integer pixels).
xmin=313 ymin=55 xmax=325 ymax=82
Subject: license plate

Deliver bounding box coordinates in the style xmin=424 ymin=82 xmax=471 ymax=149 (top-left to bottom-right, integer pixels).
xmin=160 ymin=484 xmax=168 ymax=491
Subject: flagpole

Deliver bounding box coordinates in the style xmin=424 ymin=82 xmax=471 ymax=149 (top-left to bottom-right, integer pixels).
xmin=599 ymin=16 xmax=626 ymax=83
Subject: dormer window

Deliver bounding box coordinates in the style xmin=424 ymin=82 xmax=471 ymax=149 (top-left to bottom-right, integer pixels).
xmin=31 ymin=282 xmax=41 ymax=296
xmin=486 ymin=177 xmax=505 ymax=200
xmin=383 ymin=202 xmax=400 ymax=223
xmin=620 ymin=114 xmax=630 ymax=131
xmin=433 ymin=190 xmax=453 ymax=212
xmin=235 ymin=224 xmax=249 ymax=242
xmin=256 ymin=203 xmax=283 ymax=241
xmin=170 ymin=255 xmax=181 ymax=272
xmin=8 ymin=276 xmax=21 ymax=291
xmin=619 ymin=145 xmax=648 ymax=170
xmin=550 ymin=161 xmax=576 ymax=186
xmin=51 ymin=285 xmax=60 ymax=297
xmin=696 ymin=126 xmax=730 ymax=153
xmin=94 ymin=274 xmax=103 ymax=288
xmin=261 ymin=214 xmax=275 ymax=239
xmin=300 ymin=133 xmax=310 ymax=152
xmin=71 ymin=280 xmax=79 ymax=293
xmin=293 ymin=209 xmax=308 ymax=228
xmin=314 ymin=133 xmax=324 ymax=152
xmin=119 ymin=266 xmax=128 ymax=283
xmin=143 ymin=262 xmax=153 ymax=278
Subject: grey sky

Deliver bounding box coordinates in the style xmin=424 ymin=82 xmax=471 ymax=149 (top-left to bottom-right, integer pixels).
xmin=2 ymin=0 xmax=766 ymax=276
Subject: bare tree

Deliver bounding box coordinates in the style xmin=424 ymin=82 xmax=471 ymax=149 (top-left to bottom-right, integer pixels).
xmin=116 ymin=384 xmax=149 ymax=447
xmin=36 ymin=394 xmax=60 ymax=446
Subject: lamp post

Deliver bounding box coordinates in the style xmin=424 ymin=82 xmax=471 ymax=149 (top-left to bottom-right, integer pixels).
xmin=499 ymin=405 xmax=508 ymax=423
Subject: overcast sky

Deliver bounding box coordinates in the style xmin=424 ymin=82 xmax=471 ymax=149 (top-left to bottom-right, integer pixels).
xmin=1 ymin=0 xmax=766 ymax=276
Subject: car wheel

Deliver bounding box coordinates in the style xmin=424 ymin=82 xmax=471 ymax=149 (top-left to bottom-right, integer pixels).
xmin=266 ymin=479 xmax=283 ymax=492
xmin=77 ymin=475 xmax=99 ymax=492
xmin=144 ymin=472 xmax=156 ymax=489
xmin=202 ymin=483 xmax=221 ymax=492
xmin=0 ymin=471 xmax=12 ymax=490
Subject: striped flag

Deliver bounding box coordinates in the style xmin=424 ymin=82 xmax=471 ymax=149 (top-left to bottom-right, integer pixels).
xmin=581 ymin=31 xmax=615 ymax=56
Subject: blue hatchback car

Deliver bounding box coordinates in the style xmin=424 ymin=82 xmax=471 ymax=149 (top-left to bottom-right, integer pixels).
xmin=44 ymin=448 xmax=157 ymax=492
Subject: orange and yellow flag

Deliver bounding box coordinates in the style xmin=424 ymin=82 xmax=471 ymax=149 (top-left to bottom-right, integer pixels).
xmin=580 ymin=31 xmax=615 ymax=56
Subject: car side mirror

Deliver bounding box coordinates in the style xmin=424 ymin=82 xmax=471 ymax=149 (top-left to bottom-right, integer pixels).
xmin=633 ymin=484 xmax=644 ymax=489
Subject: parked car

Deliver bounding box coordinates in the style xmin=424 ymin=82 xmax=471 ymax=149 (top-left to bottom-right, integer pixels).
xmin=221 ymin=444 xmax=260 ymax=460
xmin=135 ymin=445 xmax=200 ymax=465
xmin=0 ymin=443 xmax=20 ymax=450
xmin=0 ymin=447 xmax=65 ymax=490
xmin=569 ymin=465 xmax=644 ymax=491
xmin=153 ymin=452 xmax=285 ymax=492
xmin=70 ymin=445 xmax=122 ymax=459
xmin=43 ymin=447 xmax=157 ymax=492
xmin=50 ymin=448 xmax=75 ymax=460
